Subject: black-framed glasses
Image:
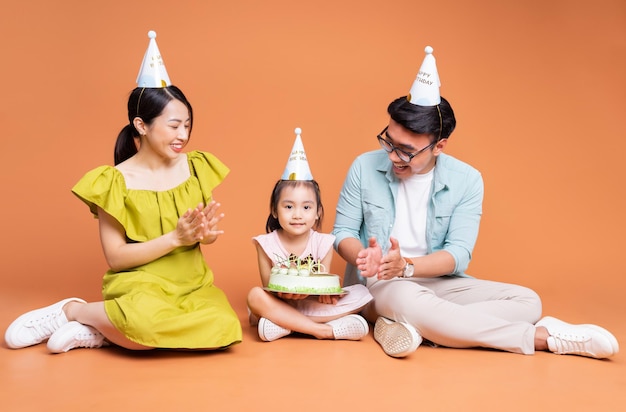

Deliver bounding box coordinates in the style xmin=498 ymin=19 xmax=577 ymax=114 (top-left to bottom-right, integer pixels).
xmin=376 ymin=126 xmax=436 ymax=163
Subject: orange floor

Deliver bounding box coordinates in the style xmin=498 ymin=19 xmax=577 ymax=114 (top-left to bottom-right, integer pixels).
xmin=2 ymin=287 xmax=623 ymax=412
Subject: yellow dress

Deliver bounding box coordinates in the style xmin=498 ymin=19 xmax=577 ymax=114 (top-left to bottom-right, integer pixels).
xmin=71 ymin=151 xmax=242 ymax=349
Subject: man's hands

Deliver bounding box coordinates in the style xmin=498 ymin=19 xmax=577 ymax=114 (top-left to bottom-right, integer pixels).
xmin=356 ymin=237 xmax=383 ymax=278
xmin=357 ymin=237 xmax=405 ymax=280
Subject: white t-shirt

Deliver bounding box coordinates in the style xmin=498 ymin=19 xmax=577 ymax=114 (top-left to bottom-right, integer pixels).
xmin=390 ymin=168 xmax=434 ymax=258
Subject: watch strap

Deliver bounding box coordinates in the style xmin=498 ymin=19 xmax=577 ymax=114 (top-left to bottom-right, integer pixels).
xmin=403 ymin=258 xmax=414 ymax=277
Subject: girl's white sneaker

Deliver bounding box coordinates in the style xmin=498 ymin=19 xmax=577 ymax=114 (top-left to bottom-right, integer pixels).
xmin=258 ymin=317 xmax=291 ymax=342
xmin=327 ymin=314 xmax=369 ymax=340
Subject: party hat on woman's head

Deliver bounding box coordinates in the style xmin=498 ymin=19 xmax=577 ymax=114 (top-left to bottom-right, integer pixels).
xmin=136 ymin=31 xmax=171 ymax=88
xmin=281 ymin=128 xmax=314 ymax=181
xmin=407 ymin=46 xmax=441 ymax=106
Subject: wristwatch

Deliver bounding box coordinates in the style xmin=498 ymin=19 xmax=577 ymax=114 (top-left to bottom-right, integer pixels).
xmin=402 ymin=258 xmax=414 ymax=278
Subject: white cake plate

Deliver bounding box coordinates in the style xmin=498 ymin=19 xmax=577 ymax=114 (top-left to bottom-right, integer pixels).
xmin=263 ymin=287 xmax=348 ymax=297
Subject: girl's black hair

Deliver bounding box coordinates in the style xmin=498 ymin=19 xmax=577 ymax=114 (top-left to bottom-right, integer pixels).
xmin=265 ymin=180 xmax=324 ymax=233
xmin=387 ymin=96 xmax=456 ymax=141
xmin=114 ymin=85 xmax=193 ymax=165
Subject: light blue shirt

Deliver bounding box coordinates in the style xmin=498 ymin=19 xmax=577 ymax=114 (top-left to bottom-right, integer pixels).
xmin=332 ymin=150 xmax=484 ymax=286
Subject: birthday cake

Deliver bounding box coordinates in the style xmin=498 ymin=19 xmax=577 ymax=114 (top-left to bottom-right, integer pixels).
xmin=266 ymin=254 xmax=343 ymax=294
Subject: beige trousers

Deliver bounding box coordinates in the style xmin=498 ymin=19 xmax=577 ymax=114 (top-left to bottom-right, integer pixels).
xmin=368 ymin=276 xmax=542 ymax=354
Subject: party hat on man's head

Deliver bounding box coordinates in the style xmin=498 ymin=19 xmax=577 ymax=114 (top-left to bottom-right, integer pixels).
xmin=136 ymin=31 xmax=171 ymax=88
xmin=407 ymin=46 xmax=441 ymax=106
xmin=281 ymin=128 xmax=314 ymax=181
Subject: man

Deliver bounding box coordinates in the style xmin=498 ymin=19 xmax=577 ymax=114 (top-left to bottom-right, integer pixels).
xmin=332 ymin=47 xmax=618 ymax=359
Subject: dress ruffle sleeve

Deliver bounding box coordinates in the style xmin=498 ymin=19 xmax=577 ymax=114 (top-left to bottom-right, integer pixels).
xmin=71 ymin=151 xmax=229 ymax=243
xmin=188 ymin=151 xmax=230 ymax=204
xmin=71 ymin=165 xmax=129 ymax=224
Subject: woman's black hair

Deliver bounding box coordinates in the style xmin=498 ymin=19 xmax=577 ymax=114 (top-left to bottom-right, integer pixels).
xmin=114 ymin=85 xmax=193 ymax=165
xmin=265 ymin=180 xmax=324 ymax=233
xmin=387 ymin=96 xmax=456 ymax=141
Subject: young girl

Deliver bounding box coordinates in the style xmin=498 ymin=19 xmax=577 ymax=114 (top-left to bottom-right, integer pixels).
xmin=247 ymin=151 xmax=373 ymax=341
xmin=5 ymin=33 xmax=242 ymax=353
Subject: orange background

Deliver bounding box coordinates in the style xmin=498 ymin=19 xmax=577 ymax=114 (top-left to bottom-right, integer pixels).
xmin=2 ymin=0 xmax=625 ymax=315
xmin=2 ymin=0 xmax=624 ymax=314
xmin=0 ymin=1 xmax=625 ymax=409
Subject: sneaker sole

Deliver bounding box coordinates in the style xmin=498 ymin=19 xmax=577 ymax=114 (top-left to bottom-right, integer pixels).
xmin=374 ymin=317 xmax=422 ymax=358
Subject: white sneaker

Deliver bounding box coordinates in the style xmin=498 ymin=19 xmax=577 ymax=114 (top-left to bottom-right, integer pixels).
xmin=47 ymin=321 xmax=107 ymax=353
xmin=326 ymin=314 xmax=369 ymax=340
xmin=258 ymin=317 xmax=291 ymax=342
xmin=4 ymin=298 xmax=86 ymax=349
xmin=374 ymin=317 xmax=422 ymax=358
xmin=536 ymin=316 xmax=619 ymax=359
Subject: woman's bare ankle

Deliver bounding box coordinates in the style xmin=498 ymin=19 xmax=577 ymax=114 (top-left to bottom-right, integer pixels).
xmin=534 ymin=325 xmax=549 ymax=351
xmin=62 ymin=301 xmax=83 ymax=322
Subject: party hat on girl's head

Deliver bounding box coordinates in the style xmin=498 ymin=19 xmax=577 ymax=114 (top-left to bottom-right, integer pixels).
xmin=281 ymin=128 xmax=314 ymax=181
xmin=407 ymin=46 xmax=441 ymax=106
xmin=136 ymin=30 xmax=171 ymax=88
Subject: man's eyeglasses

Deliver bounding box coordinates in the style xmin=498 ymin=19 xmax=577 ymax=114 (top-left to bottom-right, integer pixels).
xmin=376 ymin=126 xmax=436 ymax=163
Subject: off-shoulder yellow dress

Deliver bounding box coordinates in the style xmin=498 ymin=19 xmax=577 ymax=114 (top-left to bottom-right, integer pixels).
xmin=71 ymin=151 xmax=242 ymax=349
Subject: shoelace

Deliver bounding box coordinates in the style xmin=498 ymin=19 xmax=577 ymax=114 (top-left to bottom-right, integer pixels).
xmin=25 ymin=312 xmax=65 ymax=340
xmin=551 ymin=332 xmax=591 ymax=355
xmin=73 ymin=330 xmax=103 ymax=348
